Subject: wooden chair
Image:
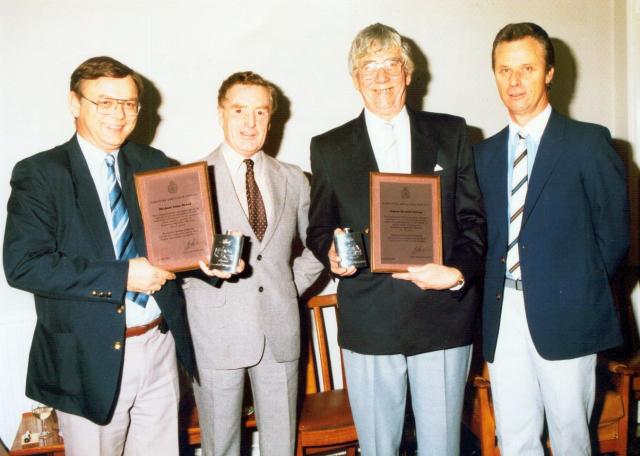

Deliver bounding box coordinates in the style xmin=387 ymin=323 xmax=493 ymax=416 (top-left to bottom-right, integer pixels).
xmin=182 ymin=293 xmax=358 ymax=455
xmin=465 ymin=358 xmax=638 ymax=456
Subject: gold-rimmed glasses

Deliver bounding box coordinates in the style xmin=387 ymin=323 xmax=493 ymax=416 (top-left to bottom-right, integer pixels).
xmin=80 ymin=94 xmax=141 ymax=117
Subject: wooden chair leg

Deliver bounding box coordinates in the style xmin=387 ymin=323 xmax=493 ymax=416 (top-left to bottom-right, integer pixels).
xmin=346 ymin=447 xmax=357 ymax=456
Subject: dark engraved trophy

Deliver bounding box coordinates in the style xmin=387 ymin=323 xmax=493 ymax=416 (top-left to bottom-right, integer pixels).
xmin=210 ymin=231 xmax=244 ymax=272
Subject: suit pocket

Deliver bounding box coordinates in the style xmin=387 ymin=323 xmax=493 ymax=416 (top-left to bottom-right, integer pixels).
xmin=32 ymin=328 xmax=82 ymax=396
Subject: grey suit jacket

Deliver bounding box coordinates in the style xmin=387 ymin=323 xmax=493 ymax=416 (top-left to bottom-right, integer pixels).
xmin=183 ymin=146 xmax=323 ymax=370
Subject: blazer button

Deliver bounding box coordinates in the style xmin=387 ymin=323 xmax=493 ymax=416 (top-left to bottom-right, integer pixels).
xmin=500 ymin=257 xmax=506 ymax=264
xmin=91 ymin=290 xmax=98 ymax=296
xmin=116 ymin=305 xmax=125 ymax=314
xmin=257 ymin=254 xmax=262 ymax=261
xmin=107 ymin=291 xmax=112 ymax=298
xmin=99 ymin=292 xmax=105 ymax=298
xmin=113 ymin=341 xmax=122 ymax=350
xmin=258 ymin=286 xmax=264 ymax=292
xmin=496 ymin=293 xmax=502 ymax=301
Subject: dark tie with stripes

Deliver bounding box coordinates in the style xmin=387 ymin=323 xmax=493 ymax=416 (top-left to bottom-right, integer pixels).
xmin=244 ymin=158 xmax=268 ymax=241
xmin=105 ymin=154 xmax=148 ymax=307
xmin=506 ymin=133 xmax=528 ymax=279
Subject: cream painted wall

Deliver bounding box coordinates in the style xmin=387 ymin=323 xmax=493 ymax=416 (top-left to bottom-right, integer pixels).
xmin=1 ymin=0 xmax=636 ymax=447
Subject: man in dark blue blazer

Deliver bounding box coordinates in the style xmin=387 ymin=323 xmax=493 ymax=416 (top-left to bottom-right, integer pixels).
xmin=474 ymin=23 xmax=629 ymax=455
xmin=308 ymin=24 xmax=485 ymax=456
xmin=4 ymin=56 xmax=195 ymax=456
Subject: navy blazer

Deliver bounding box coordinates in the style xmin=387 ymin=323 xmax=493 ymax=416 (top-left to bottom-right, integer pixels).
xmin=4 ymin=136 xmax=195 ymax=424
xmin=307 ymin=109 xmax=485 ymax=355
xmin=474 ymin=110 xmax=629 ymax=361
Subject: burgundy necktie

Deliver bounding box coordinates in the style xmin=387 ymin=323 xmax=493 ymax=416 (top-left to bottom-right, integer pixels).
xmin=244 ymin=159 xmax=268 ymax=241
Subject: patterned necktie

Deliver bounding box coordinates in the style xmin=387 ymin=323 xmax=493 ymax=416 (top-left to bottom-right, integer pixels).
xmin=105 ymin=154 xmax=148 ymax=307
xmin=506 ymin=133 xmax=528 ymax=280
xmin=244 ymin=158 xmax=268 ymax=241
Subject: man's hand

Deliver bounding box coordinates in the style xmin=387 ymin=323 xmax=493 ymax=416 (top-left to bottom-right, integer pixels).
xmin=198 ymin=259 xmax=245 ymax=279
xmin=392 ymin=264 xmax=463 ymax=290
xmin=127 ymin=257 xmax=176 ymax=294
xmin=329 ymin=228 xmax=356 ymax=277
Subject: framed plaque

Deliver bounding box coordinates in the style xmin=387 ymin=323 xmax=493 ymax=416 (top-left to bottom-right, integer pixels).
xmin=134 ymin=162 xmax=215 ymax=272
xmin=369 ymin=172 xmax=442 ymax=273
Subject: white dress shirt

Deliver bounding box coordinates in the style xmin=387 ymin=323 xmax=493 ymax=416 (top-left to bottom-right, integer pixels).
xmin=77 ymin=134 xmax=161 ymax=327
xmin=364 ymin=106 xmax=412 ymax=174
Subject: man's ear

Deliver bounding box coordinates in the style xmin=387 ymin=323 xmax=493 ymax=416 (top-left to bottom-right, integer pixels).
xmin=69 ymin=91 xmax=81 ymax=118
xmin=217 ymin=106 xmax=224 ymax=128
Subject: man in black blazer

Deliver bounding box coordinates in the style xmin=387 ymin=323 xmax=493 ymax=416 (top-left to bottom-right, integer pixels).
xmin=307 ymin=23 xmax=485 ymax=456
xmin=474 ymin=23 xmax=629 ymax=455
xmin=4 ymin=56 xmax=195 ymax=456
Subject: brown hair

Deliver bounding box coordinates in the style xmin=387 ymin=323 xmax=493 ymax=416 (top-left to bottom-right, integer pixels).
xmin=492 ymin=22 xmax=555 ymax=73
xmin=217 ymin=71 xmax=278 ymax=113
xmin=70 ymin=56 xmax=144 ymax=96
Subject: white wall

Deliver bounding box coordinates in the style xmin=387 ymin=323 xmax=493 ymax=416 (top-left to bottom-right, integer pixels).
xmin=1 ymin=0 xmax=637 ymax=448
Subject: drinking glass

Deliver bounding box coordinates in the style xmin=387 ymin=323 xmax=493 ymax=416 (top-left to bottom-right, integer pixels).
xmin=31 ymin=402 xmax=53 ymax=438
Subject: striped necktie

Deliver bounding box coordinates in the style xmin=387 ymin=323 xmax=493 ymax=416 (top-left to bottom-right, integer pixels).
xmin=506 ymin=133 xmax=528 ymax=280
xmin=105 ymin=154 xmax=148 ymax=307
xmin=244 ymin=158 xmax=268 ymax=241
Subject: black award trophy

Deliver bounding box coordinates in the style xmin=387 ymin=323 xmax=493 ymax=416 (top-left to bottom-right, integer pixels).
xmin=334 ymin=228 xmax=367 ymax=268
xmin=210 ymin=231 xmax=244 ymax=272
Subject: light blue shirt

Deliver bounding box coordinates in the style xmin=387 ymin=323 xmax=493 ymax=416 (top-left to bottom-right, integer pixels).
xmin=77 ymin=134 xmax=162 ymax=327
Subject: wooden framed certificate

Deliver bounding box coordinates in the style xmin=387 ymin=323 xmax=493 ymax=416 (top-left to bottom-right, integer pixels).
xmin=369 ymin=172 xmax=442 ymax=273
xmin=134 ymin=162 xmax=215 ymax=272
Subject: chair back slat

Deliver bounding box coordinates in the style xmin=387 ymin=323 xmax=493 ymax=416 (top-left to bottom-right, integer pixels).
xmin=306 ymin=294 xmax=339 ymax=393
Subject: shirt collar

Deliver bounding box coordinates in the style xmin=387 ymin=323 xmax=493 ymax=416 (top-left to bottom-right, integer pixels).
xmin=77 ymin=133 xmax=120 ymax=173
xmin=508 ymin=104 xmax=552 ymax=142
xmin=221 ymin=142 xmax=264 ymax=175
xmin=364 ymin=105 xmax=409 ymax=130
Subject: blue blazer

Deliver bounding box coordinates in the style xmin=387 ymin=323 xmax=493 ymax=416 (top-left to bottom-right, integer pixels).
xmin=474 ymin=110 xmax=629 ymax=361
xmin=3 ymin=136 xmax=195 ymax=424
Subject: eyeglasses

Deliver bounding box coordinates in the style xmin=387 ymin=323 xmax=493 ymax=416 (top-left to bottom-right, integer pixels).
xmin=359 ymin=59 xmax=404 ymax=79
xmin=80 ymin=94 xmax=141 ymax=117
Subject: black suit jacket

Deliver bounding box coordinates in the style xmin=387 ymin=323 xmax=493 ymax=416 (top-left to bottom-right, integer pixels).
xmin=3 ymin=136 xmax=195 ymax=424
xmin=307 ymin=109 xmax=485 ymax=355
xmin=474 ymin=110 xmax=628 ymax=361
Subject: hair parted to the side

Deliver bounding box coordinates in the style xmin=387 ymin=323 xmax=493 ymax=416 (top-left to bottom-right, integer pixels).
xmin=217 ymin=71 xmax=278 ymax=113
xmin=348 ymin=23 xmax=414 ymax=75
xmin=492 ymin=22 xmax=555 ymax=73
xmin=70 ymin=56 xmax=144 ymax=96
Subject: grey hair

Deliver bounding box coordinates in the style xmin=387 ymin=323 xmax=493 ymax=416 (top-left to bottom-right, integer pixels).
xmin=348 ymin=23 xmax=414 ymax=75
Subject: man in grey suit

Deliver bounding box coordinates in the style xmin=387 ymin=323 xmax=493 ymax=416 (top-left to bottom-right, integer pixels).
xmin=182 ymin=71 xmax=323 ymax=456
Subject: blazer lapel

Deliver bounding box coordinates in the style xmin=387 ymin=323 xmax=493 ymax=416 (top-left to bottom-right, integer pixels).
xmin=259 ymin=156 xmax=286 ymax=252
xmin=408 ymin=109 xmax=438 ymax=174
xmin=206 ymin=147 xmax=254 ymax=240
xmin=522 ymin=110 xmax=565 ymax=227
xmin=67 ymin=136 xmax=115 ymax=259
xmin=487 ymin=128 xmax=510 ymax=243
xmin=119 ymin=143 xmax=147 ymax=256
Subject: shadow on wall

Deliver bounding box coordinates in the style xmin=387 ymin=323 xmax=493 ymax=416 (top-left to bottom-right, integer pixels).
xmin=549 ymin=38 xmax=577 ymax=118
xmin=263 ymin=83 xmax=291 ymax=160
xmin=129 ymin=74 xmax=162 ymax=148
xmin=405 ymin=37 xmax=431 ymax=112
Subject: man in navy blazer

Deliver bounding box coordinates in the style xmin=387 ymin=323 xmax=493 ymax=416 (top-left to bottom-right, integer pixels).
xmin=4 ymin=56 xmax=195 ymax=456
xmin=474 ymin=23 xmax=629 ymax=455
